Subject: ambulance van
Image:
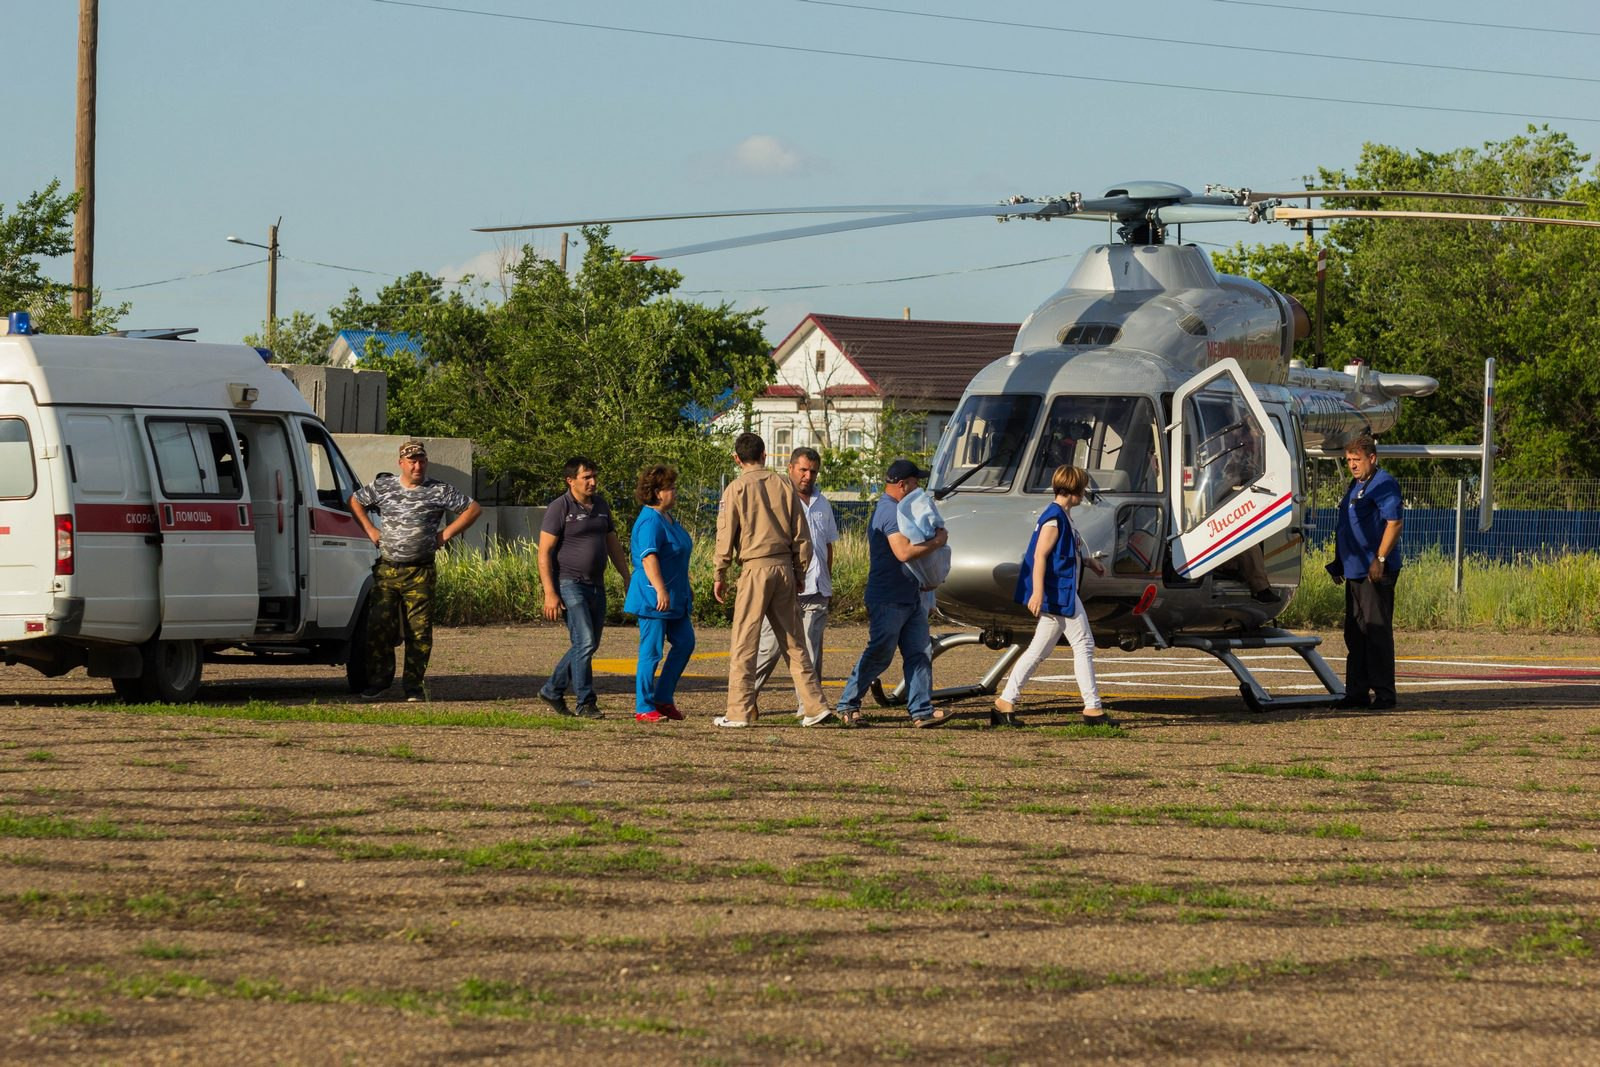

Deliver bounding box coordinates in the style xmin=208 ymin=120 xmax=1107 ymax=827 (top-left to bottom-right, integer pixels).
xmin=0 ymin=316 xmax=379 ymax=701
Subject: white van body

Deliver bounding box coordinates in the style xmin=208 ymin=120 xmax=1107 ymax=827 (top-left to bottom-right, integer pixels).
xmin=0 ymin=332 xmax=379 ymax=701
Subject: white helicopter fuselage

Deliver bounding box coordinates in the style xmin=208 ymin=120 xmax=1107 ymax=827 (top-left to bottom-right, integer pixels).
xmin=928 ymin=242 xmax=1432 ymax=650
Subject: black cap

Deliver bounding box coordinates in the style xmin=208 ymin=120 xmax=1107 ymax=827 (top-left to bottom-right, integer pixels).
xmin=885 ymin=458 xmax=930 ymax=483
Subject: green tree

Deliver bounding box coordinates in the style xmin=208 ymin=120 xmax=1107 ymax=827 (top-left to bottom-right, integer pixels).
xmin=0 ymin=180 xmax=125 ymax=334
xmin=1215 ymin=128 xmax=1600 ymax=480
xmin=818 ymin=403 xmax=931 ymax=498
xmin=243 ymin=310 xmax=336 ymax=364
xmin=455 ymin=227 xmax=773 ymax=507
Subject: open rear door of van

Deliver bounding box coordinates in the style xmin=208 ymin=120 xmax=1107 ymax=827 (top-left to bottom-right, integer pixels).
xmin=0 ymin=384 xmax=59 ymax=635
xmin=134 ymin=410 xmax=258 ymax=639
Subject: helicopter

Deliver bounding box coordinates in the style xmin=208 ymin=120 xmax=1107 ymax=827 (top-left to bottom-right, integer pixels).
xmin=477 ymin=183 xmax=1600 ymax=711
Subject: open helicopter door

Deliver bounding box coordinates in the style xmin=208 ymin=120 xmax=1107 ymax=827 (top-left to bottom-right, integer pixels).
xmin=1168 ymin=359 xmax=1294 ymax=581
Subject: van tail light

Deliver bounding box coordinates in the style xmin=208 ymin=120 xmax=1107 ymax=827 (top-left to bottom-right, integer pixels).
xmin=55 ymin=514 xmax=75 ymax=575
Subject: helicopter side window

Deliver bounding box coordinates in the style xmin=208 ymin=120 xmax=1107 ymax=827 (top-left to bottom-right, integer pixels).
xmin=930 ymin=394 xmax=1040 ymax=493
xmin=1024 ymin=396 xmax=1161 ymax=494
xmin=1181 ymin=387 xmax=1266 ymax=533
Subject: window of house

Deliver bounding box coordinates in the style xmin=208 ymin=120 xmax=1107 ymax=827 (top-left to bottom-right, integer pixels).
xmin=814 ymin=350 xmax=826 ymax=374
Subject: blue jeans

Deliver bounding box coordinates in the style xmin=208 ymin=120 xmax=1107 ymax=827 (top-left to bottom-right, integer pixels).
xmin=543 ymin=579 xmax=605 ymax=706
xmin=636 ymin=614 xmax=696 ymax=713
xmin=836 ymin=598 xmax=933 ymax=720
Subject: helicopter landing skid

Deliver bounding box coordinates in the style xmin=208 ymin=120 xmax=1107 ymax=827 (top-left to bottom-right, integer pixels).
xmin=868 ymin=631 xmax=1024 ymax=708
xmin=1169 ymin=629 xmax=1345 ymax=713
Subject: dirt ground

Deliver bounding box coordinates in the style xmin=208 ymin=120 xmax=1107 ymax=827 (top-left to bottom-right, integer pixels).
xmin=2 ymin=622 xmax=1598 ymax=1065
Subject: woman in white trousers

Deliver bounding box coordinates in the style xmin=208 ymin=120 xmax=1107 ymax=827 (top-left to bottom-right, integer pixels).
xmin=994 ymin=465 xmax=1112 ymax=727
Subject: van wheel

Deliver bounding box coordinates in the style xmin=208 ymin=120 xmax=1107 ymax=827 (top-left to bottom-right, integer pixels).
xmin=345 ymin=600 xmax=373 ymax=693
xmin=114 ymin=640 xmax=204 ymax=703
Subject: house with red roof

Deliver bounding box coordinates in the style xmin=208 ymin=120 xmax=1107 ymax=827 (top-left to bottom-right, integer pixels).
xmin=726 ymin=313 xmax=1021 ymax=459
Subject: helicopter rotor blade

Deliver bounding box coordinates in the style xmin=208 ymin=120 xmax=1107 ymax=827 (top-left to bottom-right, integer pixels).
xmin=472 ymin=205 xmax=967 ymax=233
xmin=1267 ymin=206 xmax=1600 ymax=229
xmin=619 ymin=201 xmax=1108 ymax=261
xmin=1241 ymin=189 xmax=1586 ymax=209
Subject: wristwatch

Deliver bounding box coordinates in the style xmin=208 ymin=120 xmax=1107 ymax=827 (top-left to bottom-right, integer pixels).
xmin=1377 ymin=555 xmax=1387 ymax=563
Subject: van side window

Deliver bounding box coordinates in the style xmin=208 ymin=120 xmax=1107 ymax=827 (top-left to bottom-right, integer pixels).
xmin=301 ymin=422 xmax=360 ymax=511
xmin=146 ymin=418 xmax=244 ymax=499
xmin=0 ymin=419 xmax=35 ymax=499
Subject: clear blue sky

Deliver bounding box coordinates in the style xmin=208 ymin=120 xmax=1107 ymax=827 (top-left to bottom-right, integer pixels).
xmin=5 ymin=0 xmax=1597 ymax=347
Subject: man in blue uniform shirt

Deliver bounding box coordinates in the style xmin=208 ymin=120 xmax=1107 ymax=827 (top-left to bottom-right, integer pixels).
xmin=1331 ymin=433 xmax=1404 ymax=710
xmin=834 ymin=459 xmax=952 ymax=728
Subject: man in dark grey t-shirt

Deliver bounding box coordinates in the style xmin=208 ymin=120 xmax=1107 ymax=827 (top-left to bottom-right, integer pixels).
xmin=350 ymin=439 xmax=481 ymax=702
xmin=537 ymin=456 xmax=630 ymax=718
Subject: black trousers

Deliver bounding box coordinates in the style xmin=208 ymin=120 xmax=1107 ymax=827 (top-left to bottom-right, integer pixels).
xmin=1344 ymin=576 xmax=1397 ymax=704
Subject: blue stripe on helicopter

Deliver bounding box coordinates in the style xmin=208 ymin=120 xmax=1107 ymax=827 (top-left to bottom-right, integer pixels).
xmin=1176 ymin=491 xmax=1294 ymax=578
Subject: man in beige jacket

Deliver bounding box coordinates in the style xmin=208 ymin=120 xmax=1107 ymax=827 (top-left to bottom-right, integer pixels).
xmin=713 ymin=433 xmax=835 ymax=728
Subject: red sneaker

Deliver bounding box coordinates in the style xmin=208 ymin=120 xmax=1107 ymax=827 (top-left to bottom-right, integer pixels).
xmin=657 ymin=703 xmax=684 ymax=721
xmin=635 ymin=710 xmax=664 ymax=723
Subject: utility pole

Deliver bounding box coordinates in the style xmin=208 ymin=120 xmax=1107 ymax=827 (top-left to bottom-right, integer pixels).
xmin=72 ymin=0 xmax=99 ymax=324
xmin=559 ymin=232 xmax=568 ymax=273
xmin=267 ymin=220 xmax=279 ymax=349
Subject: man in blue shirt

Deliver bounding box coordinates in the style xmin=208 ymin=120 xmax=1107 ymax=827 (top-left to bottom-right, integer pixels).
xmin=1331 ymin=434 xmax=1404 ymax=710
xmin=834 ymin=459 xmax=952 ymax=727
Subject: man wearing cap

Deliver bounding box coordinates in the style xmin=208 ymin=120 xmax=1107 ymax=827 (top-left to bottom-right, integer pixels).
xmin=834 ymin=458 xmax=952 ymax=727
xmin=713 ymin=433 xmax=835 ymax=728
xmin=350 ymin=439 xmax=481 ymax=701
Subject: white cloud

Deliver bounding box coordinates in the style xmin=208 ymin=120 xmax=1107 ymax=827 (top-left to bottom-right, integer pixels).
xmin=437 ymin=245 xmax=525 ymax=292
xmin=730 ymin=134 xmax=808 ymax=177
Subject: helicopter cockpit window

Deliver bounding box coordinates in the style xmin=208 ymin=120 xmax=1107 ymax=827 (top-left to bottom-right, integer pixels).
xmin=1181 ymin=384 xmax=1266 ymax=534
xmin=931 ymin=394 xmax=1040 ymax=493
xmin=1025 ymin=396 xmax=1161 ymax=495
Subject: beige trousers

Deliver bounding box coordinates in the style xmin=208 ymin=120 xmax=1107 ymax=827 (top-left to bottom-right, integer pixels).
xmin=725 ymin=559 xmax=829 ymax=722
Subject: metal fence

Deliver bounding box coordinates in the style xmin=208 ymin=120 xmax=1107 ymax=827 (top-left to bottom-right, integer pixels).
xmin=831 ymin=479 xmax=1600 ymax=559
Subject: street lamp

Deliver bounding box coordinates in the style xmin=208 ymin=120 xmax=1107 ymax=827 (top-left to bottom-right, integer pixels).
xmin=227 ymin=217 xmax=280 ymax=350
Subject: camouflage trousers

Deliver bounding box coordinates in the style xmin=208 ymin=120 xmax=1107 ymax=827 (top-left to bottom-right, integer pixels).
xmin=367 ymin=559 xmax=436 ymax=692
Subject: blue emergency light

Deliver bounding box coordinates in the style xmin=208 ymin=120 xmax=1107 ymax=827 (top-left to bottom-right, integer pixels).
xmin=3 ymin=311 xmax=32 ymax=335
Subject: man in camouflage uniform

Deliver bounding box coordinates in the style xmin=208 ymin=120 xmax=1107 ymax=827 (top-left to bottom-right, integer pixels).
xmin=350 ymin=439 xmax=481 ymax=701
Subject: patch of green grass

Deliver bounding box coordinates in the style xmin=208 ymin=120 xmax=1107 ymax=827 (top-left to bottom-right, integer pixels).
xmin=1311 ymin=821 xmax=1363 ymax=839
xmin=0 ymin=810 xmax=158 ymax=841
xmin=11 ymin=887 xmax=276 ymax=927
xmin=1404 ymin=731 xmax=1446 ymax=741
xmin=1306 ymin=863 xmax=1445 ymax=884
xmin=22 ymin=750 xmax=57 ymax=763
xmin=135 ymin=940 xmax=205 ymax=960
xmin=31 ymin=1007 xmax=113 ymax=1031
xmin=1512 ymin=920 xmax=1593 ymax=961
xmin=125 ymin=757 xmax=191 ymax=773
xmin=97 ymin=699 xmax=588 ymax=730
xmin=1418 ymin=942 xmax=1497 ymax=965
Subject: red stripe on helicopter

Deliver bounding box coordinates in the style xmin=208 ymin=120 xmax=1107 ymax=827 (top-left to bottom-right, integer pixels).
xmin=1177 ymin=491 xmax=1294 ymax=577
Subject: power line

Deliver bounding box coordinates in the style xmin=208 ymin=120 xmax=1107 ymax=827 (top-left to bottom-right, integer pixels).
xmin=793 ymin=0 xmax=1600 ymax=84
xmin=364 ymin=0 xmax=1600 ymax=125
xmin=109 ymin=258 xmax=266 ymax=292
xmin=1206 ymin=0 xmax=1600 ymax=37
xmin=284 ymin=255 xmax=391 ymax=277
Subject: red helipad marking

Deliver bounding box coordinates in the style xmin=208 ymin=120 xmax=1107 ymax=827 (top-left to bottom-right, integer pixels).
xmin=1402 ymin=667 xmax=1600 ymax=683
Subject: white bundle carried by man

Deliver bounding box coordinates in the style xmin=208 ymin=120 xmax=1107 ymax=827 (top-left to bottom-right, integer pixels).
xmin=896 ymin=485 xmax=950 ymax=613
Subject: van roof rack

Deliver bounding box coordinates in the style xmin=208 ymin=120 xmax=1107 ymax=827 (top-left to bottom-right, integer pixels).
xmin=111 ymin=327 xmax=199 ymax=341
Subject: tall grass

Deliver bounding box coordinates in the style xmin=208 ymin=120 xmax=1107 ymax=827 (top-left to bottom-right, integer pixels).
xmin=1281 ymin=543 xmax=1600 ymax=633
xmin=439 ymin=534 xmax=1600 ymax=634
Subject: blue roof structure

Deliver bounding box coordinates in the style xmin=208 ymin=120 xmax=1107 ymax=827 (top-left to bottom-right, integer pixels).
xmin=330 ymin=330 xmax=423 ymax=364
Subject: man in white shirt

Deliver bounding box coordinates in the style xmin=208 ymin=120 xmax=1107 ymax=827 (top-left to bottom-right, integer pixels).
xmin=751 ymin=447 xmax=839 ymax=716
